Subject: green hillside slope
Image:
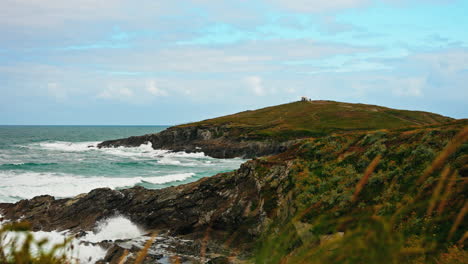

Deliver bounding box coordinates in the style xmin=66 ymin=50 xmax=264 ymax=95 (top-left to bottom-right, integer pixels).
xmin=179 ymin=100 xmax=453 ymax=140
xmin=253 ymin=119 xmax=468 ymax=263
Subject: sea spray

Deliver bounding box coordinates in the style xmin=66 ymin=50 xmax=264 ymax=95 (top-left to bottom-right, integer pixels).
xmin=83 ymin=215 xmax=145 ymax=243
xmin=0 ymin=214 xmax=147 ymax=264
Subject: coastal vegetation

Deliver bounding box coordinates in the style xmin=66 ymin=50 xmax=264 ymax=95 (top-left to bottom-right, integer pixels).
xmin=178 ymin=100 xmax=453 ymax=141
xmin=1 ymin=102 xmax=466 ymax=263
xmin=254 ymin=120 xmax=467 ymax=263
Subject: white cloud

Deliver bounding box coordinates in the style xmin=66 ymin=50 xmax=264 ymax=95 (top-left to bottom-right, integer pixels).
xmin=374 ymin=47 xmax=468 ymax=99
xmin=55 ymin=40 xmax=368 ymax=75
xmin=146 ymin=80 xmax=168 ymax=96
xmin=392 ymin=77 xmax=424 ymax=97
xmin=245 ymin=76 xmax=266 ymax=96
xmin=97 ymin=85 xmax=134 ymax=100
xmin=285 ymin=87 xmax=296 ymax=94
xmin=47 ymin=82 xmax=67 ymax=101
xmin=271 ymin=0 xmax=453 ymax=13
xmin=381 ymin=0 xmax=456 ymax=6
xmin=271 ymin=0 xmax=371 ymax=13
xmin=0 ymin=0 xmax=170 ymax=27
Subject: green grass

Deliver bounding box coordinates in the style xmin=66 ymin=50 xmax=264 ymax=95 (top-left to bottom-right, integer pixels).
xmin=177 ymin=101 xmax=453 ymax=141
xmin=253 ymin=121 xmax=468 ymax=264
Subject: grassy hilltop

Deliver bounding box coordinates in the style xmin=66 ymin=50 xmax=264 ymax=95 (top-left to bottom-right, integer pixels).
xmin=99 ymin=100 xmax=454 ymax=159
xmin=178 ymin=100 xmax=453 ymax=140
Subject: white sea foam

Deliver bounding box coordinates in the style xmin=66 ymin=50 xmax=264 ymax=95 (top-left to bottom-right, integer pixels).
xmin=164 ymin=150 xmax=207 ymax=158
xmin=0 ymin=171 xmax=195 ymax=202
xmin=157 ymin=157 xmax=182 ymax=165
xmin=140 ymin=173 xmax=194 ymax=184
xmin=83 ymin=215 xmax=144 ymax=243
xmin=37 ymin=141 xmax=100 ymax=152
xmin=0 ymin=215 xmax=145 ymax=263
xmin=98 ymin=142 xmax=207 ymax=160
xmin=0 ymin=141 xmax=244 ymax=203
xmin=34 ymin=141 xmax=207 ymax=159
xmin=1 ymin=230 xmax=108 ymax=264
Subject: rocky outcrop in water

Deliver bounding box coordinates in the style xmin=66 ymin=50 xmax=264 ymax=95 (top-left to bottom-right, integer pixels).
xmin=97 ymin=125 xmax=295 ymax=159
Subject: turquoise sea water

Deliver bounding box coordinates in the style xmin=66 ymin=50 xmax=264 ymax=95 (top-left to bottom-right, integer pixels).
xmin=0 ymin=126 xmax=245 ymax=203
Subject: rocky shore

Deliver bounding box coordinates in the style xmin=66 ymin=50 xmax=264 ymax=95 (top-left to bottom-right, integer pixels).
xmin=0 ymin=159 xmax=293 ymax=262
xmin=97 ymin=125 xmax=295 ymax=159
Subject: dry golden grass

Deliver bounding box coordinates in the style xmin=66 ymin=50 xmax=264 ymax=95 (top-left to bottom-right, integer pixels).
xmin=448 ymin=201 xmax=468 ymax=241
xmin=426 ymin=166 xmax=451 ymax=216
xmin=352 ymin=154 xmax=381 ymax=202
xmin=437 ymin=170 xmax=458 ymax=215
xmin=417 ymin=126 xmax=468 ymax=184
xmin=458 ymin=231 xmax=468 ymax=245
xmin=133 ymin=233 xmax=157 ymax=264
xmin=117 ymin=250 xmax=129 ymax=264
xmin=169 ymin=255 xmax=181 ymax=264
xmin=200 ymin=225 xmax=213 ymax=263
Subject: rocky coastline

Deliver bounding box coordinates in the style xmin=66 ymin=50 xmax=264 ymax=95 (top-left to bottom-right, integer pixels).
xmin=0 ymin=102 xmax=464 ymax=263
xmin=0 ymin=158 xmax=293 ymax=263
xmin=97 ymin=125 xmax=295 ymax=159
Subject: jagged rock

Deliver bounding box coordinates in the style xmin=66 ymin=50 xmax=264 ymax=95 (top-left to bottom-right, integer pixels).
xmin=0 ymin=158 xmax=293 ymax=262
xmin=97 ymin=125 xmax=295 ymax=159
xmin=0 ymin=159 xmax=291 ymax=248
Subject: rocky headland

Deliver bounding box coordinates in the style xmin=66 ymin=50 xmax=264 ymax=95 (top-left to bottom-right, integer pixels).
xmin=1 ymin=101 xmax=466 ymax=263
xmin=97 ymin=100 xmax=452 ymax=159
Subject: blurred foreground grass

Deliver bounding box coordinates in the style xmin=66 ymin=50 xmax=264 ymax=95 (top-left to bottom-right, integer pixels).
xmin=0 ymin=222 xmax=72 ymax=264
xmin=255 ymin=126 xmax=468 ymax=263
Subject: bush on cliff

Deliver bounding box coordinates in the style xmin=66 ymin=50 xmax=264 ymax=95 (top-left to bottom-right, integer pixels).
xmin=254 ymin=124 xmax=468 ymax=264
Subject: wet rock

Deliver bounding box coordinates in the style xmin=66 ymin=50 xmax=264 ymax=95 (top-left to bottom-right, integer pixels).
xmin=0 ymin=158 xmax=292 ymax=260
xmin=97 ymin=125 xmax=295 ymax=159
xmin=98 ymin=244 xmax=128 ymax=264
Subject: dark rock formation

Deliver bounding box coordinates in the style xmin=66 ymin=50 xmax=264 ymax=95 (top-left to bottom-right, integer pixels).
xmin=0 ymin=158 xmax=294 ymax=262
xmin=0 ymin=159 xmax=293 ymax=252
xmin=97 ymin=125 xmax=295 ymax=159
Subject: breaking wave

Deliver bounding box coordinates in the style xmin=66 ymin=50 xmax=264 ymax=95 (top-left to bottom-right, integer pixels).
xmin=83 ymin=215 xmax=144 ymax=243
xmin=0 ymin=171 xmax=195 ymax=202
xmin=0 ymin=215 xmax=145 ymax=264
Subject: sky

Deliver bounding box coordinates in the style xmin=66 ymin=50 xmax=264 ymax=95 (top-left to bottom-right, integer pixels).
xmin=1 ymin=0 xmax=467 ymax=125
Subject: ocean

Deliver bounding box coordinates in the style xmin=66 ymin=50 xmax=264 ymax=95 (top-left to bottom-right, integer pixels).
xmin=0 ymin=125 xmax=246 ymax=263
xmin=0 ymin=126 xmax=245 ymax=203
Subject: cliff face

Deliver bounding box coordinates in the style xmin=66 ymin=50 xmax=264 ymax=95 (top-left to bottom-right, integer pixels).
xmin=98 ymin=125 xmax=295 ymax=159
